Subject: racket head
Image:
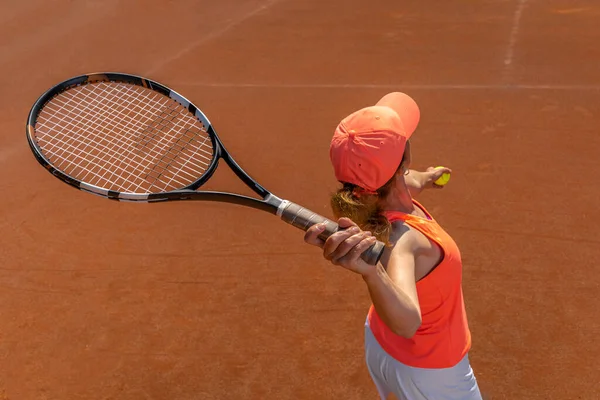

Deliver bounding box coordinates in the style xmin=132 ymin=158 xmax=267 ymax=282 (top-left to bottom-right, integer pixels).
xmin=26 ymin=72 xmax=220 ymax=201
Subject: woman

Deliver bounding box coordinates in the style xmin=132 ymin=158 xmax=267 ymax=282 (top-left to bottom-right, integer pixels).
xmin=304 ymin=93 xmax=483 ymax=400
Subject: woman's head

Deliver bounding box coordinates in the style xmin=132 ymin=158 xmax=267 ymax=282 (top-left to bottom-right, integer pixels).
xmin=329 ymin=92 xmax=420 ymax=192
xmin=330 ymin=140 xmax=413 ymax=245
xmin=328 ymin=92 xmax=420 ymax=244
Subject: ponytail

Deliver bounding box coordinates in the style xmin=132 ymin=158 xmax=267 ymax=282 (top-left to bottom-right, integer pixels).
xmin=330 ymin=168 xmax=399 ymax=246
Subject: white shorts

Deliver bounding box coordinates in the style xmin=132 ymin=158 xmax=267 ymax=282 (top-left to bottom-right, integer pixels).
xmin=364 ymin=321 xmax=483 ymax=400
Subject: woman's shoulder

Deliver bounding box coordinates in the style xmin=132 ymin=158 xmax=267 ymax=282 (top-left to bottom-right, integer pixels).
xmin=388 ymin=219 xmax=436 ymax=255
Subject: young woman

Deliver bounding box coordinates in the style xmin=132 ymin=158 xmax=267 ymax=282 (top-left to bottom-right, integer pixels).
xmin=303 ymin=93 xmax=483 ymax=400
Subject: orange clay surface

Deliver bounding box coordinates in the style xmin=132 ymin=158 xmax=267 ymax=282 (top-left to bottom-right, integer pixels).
xmin=1 ymin=1 xmax=599 ymax=399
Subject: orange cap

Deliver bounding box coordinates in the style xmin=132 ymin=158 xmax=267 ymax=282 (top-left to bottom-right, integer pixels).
xmin=329 ymin=92 xmax=420 ymax=192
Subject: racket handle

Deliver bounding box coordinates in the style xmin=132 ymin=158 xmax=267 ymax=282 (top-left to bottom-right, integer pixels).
xmin=279 ymin=201 xmax=385 ymax=265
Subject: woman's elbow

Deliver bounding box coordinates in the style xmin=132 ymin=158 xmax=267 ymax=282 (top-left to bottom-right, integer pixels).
xmin=391 ymin=314 xmax=422 ymax=339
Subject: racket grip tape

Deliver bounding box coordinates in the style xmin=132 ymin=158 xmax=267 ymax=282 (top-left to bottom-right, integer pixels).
xmin=279 ymin=201 xmax=385 ymax=265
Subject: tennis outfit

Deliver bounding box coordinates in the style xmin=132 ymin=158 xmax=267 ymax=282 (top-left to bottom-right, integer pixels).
xmin=326 ymin=92 xmax=481 ymax=398
xmin=364 ymin=200 xmax=482 ymax=400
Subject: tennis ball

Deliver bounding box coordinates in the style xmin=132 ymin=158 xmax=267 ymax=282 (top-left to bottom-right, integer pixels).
xmin=433 ymin=166 xmax=451 ymax=186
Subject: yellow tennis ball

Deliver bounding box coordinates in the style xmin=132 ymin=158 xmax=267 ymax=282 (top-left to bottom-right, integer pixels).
xmin=433 ymin=166 xmax=451 ymax=186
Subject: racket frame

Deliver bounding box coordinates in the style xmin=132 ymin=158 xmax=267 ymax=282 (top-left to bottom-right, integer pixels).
xmin=26 ymin=72 xmax=283 ymax=211
xmin=26 ymin=72 xmax=385 ymax=264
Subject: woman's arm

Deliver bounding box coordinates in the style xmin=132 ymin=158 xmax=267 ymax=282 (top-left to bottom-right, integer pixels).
xmin=305 ymin=218 xmax=422 ymax=338
xmin=362 ymin=234 xmax=422 ymax=338
xmin=404 ymin=167 xmax=452 ymax=197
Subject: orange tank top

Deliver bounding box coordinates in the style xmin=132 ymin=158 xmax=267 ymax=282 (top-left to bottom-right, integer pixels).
xmin=367 ymin=200 xmax=471 ymax=369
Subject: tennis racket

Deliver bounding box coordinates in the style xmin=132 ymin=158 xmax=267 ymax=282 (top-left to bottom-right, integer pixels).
xmin=26 ymin=72 xmax=385 ymax=265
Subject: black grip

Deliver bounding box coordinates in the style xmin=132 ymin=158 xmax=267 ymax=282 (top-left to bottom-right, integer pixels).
xmin=279 ymin=201 xmax=385 ymax=265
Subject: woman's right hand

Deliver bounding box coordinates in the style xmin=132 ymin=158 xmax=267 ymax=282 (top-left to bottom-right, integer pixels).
xmin=304 ymin=217 xmax=379 ymax=276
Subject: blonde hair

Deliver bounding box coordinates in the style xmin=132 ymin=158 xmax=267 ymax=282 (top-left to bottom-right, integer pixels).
xmin=330 ymin=164 xmax=403 ymax=246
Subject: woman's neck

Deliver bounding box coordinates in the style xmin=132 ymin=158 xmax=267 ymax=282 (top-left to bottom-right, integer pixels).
xmin=380 ymin=185 xmax=415 ymax=214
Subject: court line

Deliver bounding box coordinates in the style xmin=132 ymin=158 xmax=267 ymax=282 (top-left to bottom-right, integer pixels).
xmin=145 ymin=0 xmax=282 ymax=76
xmin=168 ymin=82 xmax=600 ymax=91
xmin=503 ymin=0 xmax=529 ymax=80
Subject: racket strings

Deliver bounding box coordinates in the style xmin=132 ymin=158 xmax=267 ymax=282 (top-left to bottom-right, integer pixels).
xmin=42 ymin=82 xmax=207 ymax=191
xmin=34 ymin=81 xmax=214 ymax=193
xmin=136 ymin=102 xmax=211 ymax=190
xmin=40 ymin=84 xmax=171 ymax=190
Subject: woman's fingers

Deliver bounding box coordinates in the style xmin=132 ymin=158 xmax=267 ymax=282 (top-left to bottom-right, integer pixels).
xmin=304 ymin=222 xmax=327 ymax=247
xmin=324 ymin=229 xmax=373 ymax=263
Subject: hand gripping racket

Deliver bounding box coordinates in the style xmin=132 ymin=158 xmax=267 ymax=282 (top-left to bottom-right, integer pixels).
xmin=26 ymin=72 xmax=385 ymax=265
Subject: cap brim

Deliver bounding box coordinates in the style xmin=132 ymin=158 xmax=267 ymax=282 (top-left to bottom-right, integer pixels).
xmin=375 ymin=92 xmax=420 ymax=137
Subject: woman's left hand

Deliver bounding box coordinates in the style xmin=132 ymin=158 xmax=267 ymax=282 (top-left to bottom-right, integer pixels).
xmin=425 ymin=166 xmax=452 ymax=189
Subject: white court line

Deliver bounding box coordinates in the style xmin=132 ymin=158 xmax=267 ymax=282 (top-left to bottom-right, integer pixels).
xmin=168 ymin=82 xmax=600 ymax=91
xmin=504 ymin=0 xmax=529 ymax=77
xmin=145 ymin=0 xmax=282 ymax=75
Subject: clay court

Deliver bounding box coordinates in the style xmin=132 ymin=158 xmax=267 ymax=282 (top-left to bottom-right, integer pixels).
xmin=1 ymin=1 xmax=599 ymax=399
